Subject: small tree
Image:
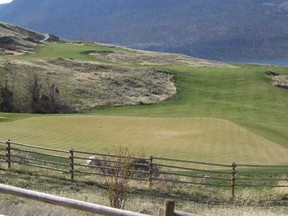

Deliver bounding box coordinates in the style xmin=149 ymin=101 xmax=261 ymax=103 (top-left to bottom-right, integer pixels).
xmin=0 ymin=62 xmax=73 ymax=113
xmin=26 ymin=73 xmax=72 ymax=113
xmin=0 ymin=62 xmax=15 ymax=112
xmin=0 ymin=79 xmax=14 ymax=112
xmin=104 ymin=146 xmax=134 ymax=209
xmin=28 ymin=73 xmax=42 ymax=112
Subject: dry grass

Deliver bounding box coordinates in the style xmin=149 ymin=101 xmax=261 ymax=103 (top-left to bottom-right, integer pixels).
xmin=275 ymin=181 xmax=288 ymax=194
xmin=89 ymin=49 xmax=236 ymax=68
xmin=0 ymin=192 xmax=287 ymax=216
xmin=0 ymin=58 xmax=176 ymax=108
xmin=198 ymin=205 xmax=288 ymax=216
xmin=0 ymin=165 xmax=286 ymax=216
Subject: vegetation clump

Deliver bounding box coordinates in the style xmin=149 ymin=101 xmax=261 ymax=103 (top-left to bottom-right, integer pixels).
xmin=103 ymin=146 xmax=135 ymax=209
xmin=0 ymin=58 xmax=176 ymax=113
xmin=0 ymin=61 xmax=72 ymax=113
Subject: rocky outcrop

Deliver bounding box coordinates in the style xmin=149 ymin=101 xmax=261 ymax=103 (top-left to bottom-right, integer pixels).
xmin=265 ymin=71 xmax=288 ymax=89
xmin=273 ymin=75 xmax=288 ymax=89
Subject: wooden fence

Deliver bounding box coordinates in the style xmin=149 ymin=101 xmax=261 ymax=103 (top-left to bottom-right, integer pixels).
xmin=0 ymin=183 xmax=149 ymax=216
xmin=0 ymin=183 xmax=198 ymax=216
xmin=0 ymin=140 xmax=288 ymax=198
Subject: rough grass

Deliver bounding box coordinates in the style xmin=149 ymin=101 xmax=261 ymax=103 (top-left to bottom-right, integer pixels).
xmin=88 ymin=49 xmax=234 ymax=68
xmin=0 ymin=166 xmax=287 ymax=216
xmin=0 ymin=59 xmax=176 ymax=108
xmin=0 ymin=42 xmax=235 ymax=68
xmin=1 ymin=195 xmax=287 ymax=216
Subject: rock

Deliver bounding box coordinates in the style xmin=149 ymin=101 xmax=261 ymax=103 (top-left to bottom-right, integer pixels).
xmin=273 ymin=75 xmax=288 ymax=89
xmin=131 ymin=158 xmax=160 ymax=177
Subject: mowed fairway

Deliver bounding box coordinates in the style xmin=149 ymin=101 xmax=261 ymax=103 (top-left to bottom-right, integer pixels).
xmin=1 ymin=42 xmax=288 ymax=165
xmin=0 ymin=115 xmax=288 ymax=165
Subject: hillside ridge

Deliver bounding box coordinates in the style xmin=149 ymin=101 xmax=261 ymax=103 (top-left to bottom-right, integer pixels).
xmin=0 ymin=21 xmax=61 ymax=55
xmin=1 ymin=0 xmax=288 ymax=59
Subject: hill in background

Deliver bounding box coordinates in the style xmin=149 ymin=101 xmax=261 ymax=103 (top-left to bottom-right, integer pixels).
xmin=0 ymin=21 xmax=60 ymax=55
xmin=0 ymin=22 xmax=232 ymax=113
xmin=1 ymin=0 xmax=288 ymax=60
xmin=0 ymin=21 xmax=44 ymax=55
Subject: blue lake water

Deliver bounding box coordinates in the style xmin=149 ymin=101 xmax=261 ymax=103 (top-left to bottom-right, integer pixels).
xmin=222 ymin=59 xmax=288 ymax=66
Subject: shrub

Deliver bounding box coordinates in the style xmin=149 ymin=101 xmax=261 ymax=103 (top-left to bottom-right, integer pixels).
xmin=0 ymin=81 xmax=14 ymax=112
xmin=104 ymin=146 xmax=134 ymax=209
xmin=27 ymin=73 xmax=72 ymax=113
xmin=0 ymin=60 xmax=73 ymax=113
xmin=0 ymin=62 xmax=15 ymax=112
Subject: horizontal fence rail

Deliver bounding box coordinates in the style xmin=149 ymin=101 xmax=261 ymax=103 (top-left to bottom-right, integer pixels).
xmin=0 ymin=140 xmax=288 ymax=198
xmin=0 ymin=183 xmax=150 ymax=216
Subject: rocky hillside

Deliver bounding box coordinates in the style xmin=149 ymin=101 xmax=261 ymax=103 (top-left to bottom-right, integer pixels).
xmin=1 ymin=0 xmax=288 ymax=60
xmin=0 ymin=21 xmax=43 ymax=55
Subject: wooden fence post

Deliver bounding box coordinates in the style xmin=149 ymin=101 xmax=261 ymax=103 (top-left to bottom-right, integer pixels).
xmin=164 ymin=200 xmax=175 ymax=216
xmin=149 ymin=156 xmax=154 ymax=189
xmin=231 ymin=162 xmax=236 ymax=198
xmin=159 ymin=199 xmax=175 ymax=216
xmin=69 ymin=149 xmax=74 ymax=180
xmin=6 ymin=139 xmax=11 ymax=169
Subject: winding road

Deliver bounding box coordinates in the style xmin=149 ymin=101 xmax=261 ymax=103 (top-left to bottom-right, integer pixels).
xmin=40 ymin=33 xmax=49 ymax=43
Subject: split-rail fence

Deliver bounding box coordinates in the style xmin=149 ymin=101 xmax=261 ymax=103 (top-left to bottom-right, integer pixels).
xmin=0 ymin=140 xmax=287 ymax=198
xmin=0 ymin=183 xmax=198 ymax=216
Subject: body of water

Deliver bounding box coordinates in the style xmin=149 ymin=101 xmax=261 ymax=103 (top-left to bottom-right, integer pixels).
xmin=222 ymin=59 xmax=288 ymax=66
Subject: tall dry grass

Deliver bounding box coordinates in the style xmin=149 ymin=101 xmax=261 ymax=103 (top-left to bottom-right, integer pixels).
xmin=0 ymin=193 xmax=287 ymax=216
